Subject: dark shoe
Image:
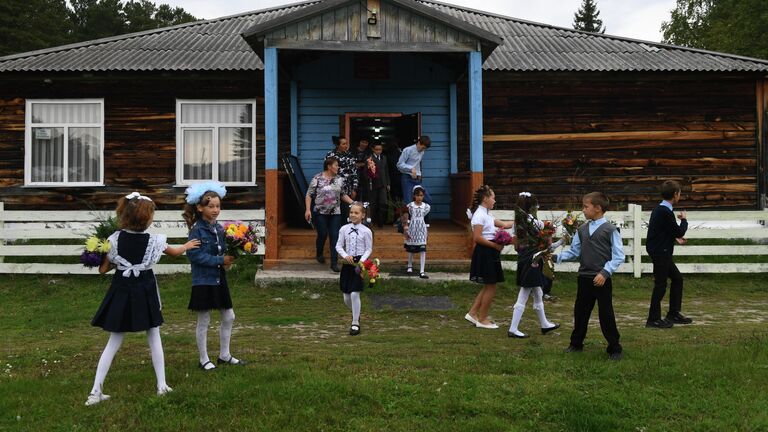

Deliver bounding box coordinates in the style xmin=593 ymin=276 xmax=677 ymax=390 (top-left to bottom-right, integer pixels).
xmin=330 ymin=264 xmax=341 ymax=272
xmin=316 ymin=255 xmax=325 ymax=264
xmin=646 ymin=318 xmax=674 ymax=329
xmin=541 ymin=323 xmax=560 ymax=335
xmin=564 ymin=345 xmax=583 ymax=353
xmin=419 ymin=272 xmax=429 ymax=279
xmin=666 ymin=313 xmax=693 ymax=325
xmin=217 ymin=356 xmax=246 ymax=366
xmin=507 ymin=331 xmax=529 ymax=338
xmin=199 ymin=360 xmax=216 ymax=371
xmin=349 ymin=324 xmax=360 ymax=336
xmin=608 ymin=352 xmax=623 ymax=361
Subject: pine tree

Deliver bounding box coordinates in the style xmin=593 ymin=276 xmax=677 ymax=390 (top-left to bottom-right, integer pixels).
xmin=573 ymin=0 xmax=606 ymax=34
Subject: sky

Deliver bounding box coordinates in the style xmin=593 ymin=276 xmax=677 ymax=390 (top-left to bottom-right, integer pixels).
xmin=160 ymin=0 xmax=678 ymax=43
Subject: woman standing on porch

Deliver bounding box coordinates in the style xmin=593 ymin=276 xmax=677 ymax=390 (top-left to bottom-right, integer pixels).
xmin=324 ymin=136 xmax=358 ymax=217
xmin=305 ymin=157 xmax=354 ymax=272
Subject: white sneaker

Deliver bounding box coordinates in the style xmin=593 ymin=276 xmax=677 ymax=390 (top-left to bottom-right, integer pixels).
xmin=157 ymin=385 xmax=173 ymax=396
xmin=464 ymin=313 xmax=479 ymax=325
xmin=85 ymin=391 xmax=110 ymax=406
xmin=475 ymin=321 xmax=499 ymax=329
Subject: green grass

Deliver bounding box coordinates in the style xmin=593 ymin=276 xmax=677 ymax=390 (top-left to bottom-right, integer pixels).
xmin=1 ymin=269 xmax=767 ymax=431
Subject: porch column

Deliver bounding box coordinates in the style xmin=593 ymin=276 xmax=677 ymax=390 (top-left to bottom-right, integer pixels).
xmin=468 ymin=50 xmax=484 ymax=191
xmin=264 ymin=47 xmax=280 ymax=267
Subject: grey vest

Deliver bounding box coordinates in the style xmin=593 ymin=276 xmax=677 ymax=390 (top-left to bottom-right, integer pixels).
xmin=577 ymin=222 xmax=618 ymax=276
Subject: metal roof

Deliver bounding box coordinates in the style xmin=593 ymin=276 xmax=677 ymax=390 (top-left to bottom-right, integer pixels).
xmin=1 ymin=0 xmax=767 ymax=73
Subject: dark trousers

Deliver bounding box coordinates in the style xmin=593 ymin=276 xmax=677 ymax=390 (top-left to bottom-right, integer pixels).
xmin=648 ymin=255 xmax=684 ymax=321
xmin=400 ymin=174 xmax=432 ymax=204
xmin=314 ymin=213 xmax=341 ymax=266
xmin=369 ymin=187 xmax=388 ymax=227
xmin=571 ymin=275 xmax=622 ymax=354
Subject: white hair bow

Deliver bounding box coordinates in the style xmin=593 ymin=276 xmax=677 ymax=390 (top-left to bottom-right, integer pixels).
xmin=125 ymin=191 xmax=152 ymax=201
xmin=519 ymin=191 xmax=532 ymax=197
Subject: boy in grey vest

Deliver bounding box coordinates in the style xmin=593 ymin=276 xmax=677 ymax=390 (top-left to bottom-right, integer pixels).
xmin=554 ymin=192 xmax=625 ymax=361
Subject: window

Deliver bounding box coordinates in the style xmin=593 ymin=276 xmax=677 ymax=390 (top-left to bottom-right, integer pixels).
xmin=176 ymin=100 xmax=256 ymax=185
xmin=25 ymin=99 xmax=104 ymax=186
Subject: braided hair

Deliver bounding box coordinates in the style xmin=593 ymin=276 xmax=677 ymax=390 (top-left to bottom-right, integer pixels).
xmin=470 ymin=184 xmax=494 ymax=213
xmin=514 ymin=192 xmax=539 ymax=241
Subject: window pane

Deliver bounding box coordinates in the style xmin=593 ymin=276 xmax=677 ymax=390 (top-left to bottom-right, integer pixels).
xmin=219 ymin=127 xmax=253 ymax=182
xmin=31 ymin=127 xmax=64 ymax=182
xmin=183 ymin=129 xmax=213 ymax=180
xmin=31 ymin=103 xmax=101 ymax=124
xmin=68 ymin=127 xmax=101 ymax=183
xmin=181 ymin=104 xmax=252 ymax=124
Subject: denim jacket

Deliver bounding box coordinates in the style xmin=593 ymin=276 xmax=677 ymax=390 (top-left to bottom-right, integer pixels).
xmin=187 ymin=219 xmax=226 ymax=286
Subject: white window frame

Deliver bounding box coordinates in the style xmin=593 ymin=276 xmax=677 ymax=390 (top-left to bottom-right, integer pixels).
xmin=24 ymin=99 xmax=105 ymax=186
xmin=175 ymin=99 xmax=257 ymax=186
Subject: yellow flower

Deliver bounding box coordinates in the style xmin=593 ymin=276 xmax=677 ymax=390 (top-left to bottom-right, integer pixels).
xmin=369 ymin=278 xmax=376 ymax=284
xmin=244 ymin=242 xmax=253 ymax=252
xmin=97 ymin=240 xmax=111 ymax=253
xmin=85 ymin=236 xmax=100 ymax=252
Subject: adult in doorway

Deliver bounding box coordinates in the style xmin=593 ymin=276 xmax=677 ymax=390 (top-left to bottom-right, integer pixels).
xmin=396 ymin=135 xmax=432 ymax=205
xmin=352 ymin=138 xmax=372 ymax=204
xmin=305 ymin=157 xmax=353 ymax=273
xmin=325 ymin=136 xmax=358 ymax=218
xmin=368 ymin=142 xmax=390 ymax=228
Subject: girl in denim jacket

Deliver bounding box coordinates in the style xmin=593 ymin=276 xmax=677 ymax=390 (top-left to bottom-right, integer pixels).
xmin=183 ymin=182 xmax=245 ymax=371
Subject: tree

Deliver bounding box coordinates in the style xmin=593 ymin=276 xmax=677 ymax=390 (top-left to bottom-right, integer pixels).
xmin=573 ymin=0 xmax=606 ymax=34
xmin=662 ymin=0 xmax=768 ymax=60
xmin=0 ymin=0 xmax=75 ymax=56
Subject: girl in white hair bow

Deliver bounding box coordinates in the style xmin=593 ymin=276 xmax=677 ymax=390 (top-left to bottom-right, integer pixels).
xmin=86 ymin=192 xmax=200 ymax=406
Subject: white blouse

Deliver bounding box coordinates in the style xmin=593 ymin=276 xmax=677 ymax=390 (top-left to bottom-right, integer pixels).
xmin=471 ymin=205 xmax=496 ymax=240
xmin=336 ymin=223 xmax=373 ymax=261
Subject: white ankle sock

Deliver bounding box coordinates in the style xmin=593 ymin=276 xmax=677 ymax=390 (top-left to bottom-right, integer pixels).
xmin=196 ymin=311 xmax=211 ymax=365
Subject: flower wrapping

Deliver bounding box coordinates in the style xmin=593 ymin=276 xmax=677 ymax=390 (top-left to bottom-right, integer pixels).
xmin=80 ymin=215 xmax=119 ymax=268
xmin=492 ymin=229 xmax=515 ymax=246
xmin=562 ymin=211 xmax=585 ymax=244
xmin=222 ymin=221 xmax=260 ymax=256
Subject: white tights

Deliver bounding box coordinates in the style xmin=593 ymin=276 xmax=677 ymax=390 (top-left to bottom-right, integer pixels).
xmin=90 ymin=327 xmax=168 ymax=394
xmin=508 ymin=287 xmax=556 ymax=336
xmin=342 ymin=292 xmax=361 ymax=325
xmin=196 ymin=309 xmax=236 ymax=365
xmin=407 ymin=252 xmax=426 ymax=273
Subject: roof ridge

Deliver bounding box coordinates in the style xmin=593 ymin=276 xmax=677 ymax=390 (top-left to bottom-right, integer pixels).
xmin=419 ymin=0 xmax=768 ymax=65
xmin=0 ymin=0 xmax=319 ymax=63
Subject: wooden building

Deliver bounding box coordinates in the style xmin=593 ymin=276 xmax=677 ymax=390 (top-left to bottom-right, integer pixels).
xmin=1 ymin=0 xmax=767 ymax=266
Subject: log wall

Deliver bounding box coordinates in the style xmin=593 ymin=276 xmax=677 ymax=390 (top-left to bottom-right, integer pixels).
xmin=461 ymin=72 xmax=763 ymax=210
xmin=0 ymin=71 xmax=291 ymax=210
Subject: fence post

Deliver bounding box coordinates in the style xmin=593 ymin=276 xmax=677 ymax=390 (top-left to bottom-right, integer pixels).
xmin=631 ymin=203 xmax=642 ymax=278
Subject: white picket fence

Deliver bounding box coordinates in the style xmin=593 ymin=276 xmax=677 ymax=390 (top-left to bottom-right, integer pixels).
xmin=0 ymin=202 xmax=265 ymax=274
xmin=493 ymin=204 xmax=768 ymax=277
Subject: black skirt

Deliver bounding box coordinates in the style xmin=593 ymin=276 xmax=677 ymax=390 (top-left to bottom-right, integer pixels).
xmin=404 ymin=244 xmax=427 ymax=253
xmin=469 ymin=244 xmax=505 ymax=285
xmin=91 ymin=270 xmax=164 ymax=332
xmin=188 ymin=268 xmax=233 ymax=311
xmin=516 ymin=247 xmax=545 ymax=288
xmin=340 ymin=256 xmax=364 ymax=293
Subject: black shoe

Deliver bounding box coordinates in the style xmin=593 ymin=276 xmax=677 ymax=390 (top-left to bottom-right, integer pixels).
xmin=564 ymin=345 xmax=583 ymax=353
xmin=666 ymin=313 xmax=693 ymax=325
xmin=508 ymin=331 xmax=529 ymax=338
xmin=541 ymin=323 xmax=560 ymax=335
xmin=646 ymin=318 xmax=674 ymax=329
xmin=316 ymin=255 xmax=325 ymax=264
xmin=608 ymin=352 xmax=623 ymax=361
xmin=330 ymin=264 xmax=340 ymax=273
xmin=217 ymin=356 xmax=247 ymax=366
xmin=349 ymin=324 xmax=360 ymax=336
xmin=419 ymin=272 xmax=429 ymax=279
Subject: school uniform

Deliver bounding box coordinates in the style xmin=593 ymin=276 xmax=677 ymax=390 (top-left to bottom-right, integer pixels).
xmin=556 ymin=218 xmax=624 ymax=354
xmin=404 ymin=202 xmax=430 ymax=252
xmin=91 ymin=230 xmax=168 ymax=332
xmin=469 ymin=205 xmax=505 ymax=284
xmin=646 ymin=201 xmax=688 ymax=322
xmin=186 ymin=219 xmax=233 ymax=311
xmin=336 ymin=222 xmax=373 ymax=293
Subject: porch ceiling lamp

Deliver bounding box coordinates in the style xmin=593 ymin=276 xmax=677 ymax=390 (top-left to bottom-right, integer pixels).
xmin=374 ymin=127 xmax=381 ymax=133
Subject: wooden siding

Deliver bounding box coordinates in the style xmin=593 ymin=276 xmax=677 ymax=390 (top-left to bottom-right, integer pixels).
xmin=0 ymin=71 xmax=290 ymax=210
xmin=458 ymin=73 xmax=762 ymax=210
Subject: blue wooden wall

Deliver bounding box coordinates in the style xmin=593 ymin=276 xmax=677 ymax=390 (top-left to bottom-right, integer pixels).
xmin=293 ymin=53 xmax=454 ymax=218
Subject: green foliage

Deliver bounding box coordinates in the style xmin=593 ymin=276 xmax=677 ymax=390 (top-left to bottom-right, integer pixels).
xmin=661 ymin=0 xmax=768 ymax=60
xmin=0 ymin=0 xmax=198 ymax=56
xmin=573 ymin=0 xmax=606 ymax=34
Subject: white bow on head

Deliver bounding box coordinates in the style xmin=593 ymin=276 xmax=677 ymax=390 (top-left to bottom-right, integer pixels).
xmin=125 ymin=191 xmax=152 ymax=201
xmin=518 ymin=191 xmax=532 ymax=197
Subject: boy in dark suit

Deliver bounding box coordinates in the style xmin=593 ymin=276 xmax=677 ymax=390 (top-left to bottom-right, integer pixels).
xmin=645 ymin=180 xmax=691 ymax=328
xmin=368 ymin=142 xmax=390 ymax=228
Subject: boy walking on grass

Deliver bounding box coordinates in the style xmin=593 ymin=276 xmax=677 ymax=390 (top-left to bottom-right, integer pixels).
xmin=554 ymin=192 xmax=625 ymax=361
xmin=645 ymin=180 xmax=691 ymax=329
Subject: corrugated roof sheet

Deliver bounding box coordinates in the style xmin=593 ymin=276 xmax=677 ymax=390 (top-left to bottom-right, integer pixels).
xmin=1 ymin=0 xmax=767 ymax=73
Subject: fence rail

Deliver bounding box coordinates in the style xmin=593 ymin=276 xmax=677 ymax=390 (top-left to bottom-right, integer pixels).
xmin=0 ymin=203 xmax=265 ymax=274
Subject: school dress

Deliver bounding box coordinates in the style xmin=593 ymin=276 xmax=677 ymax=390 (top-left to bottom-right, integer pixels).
xmin=91 ymin=230 xmax=167 ymax=333
xmin=404 ymin=202 xmax=430 ymax=253
xmin=469 ymin=205 xmax=505 ymax=284
xmin=336 ymin=223 xmax=373 ymax=293
xmin=516 ymin=216 xmax=546 ymax=288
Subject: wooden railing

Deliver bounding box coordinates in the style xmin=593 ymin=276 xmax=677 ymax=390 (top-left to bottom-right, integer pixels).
xmin=493 ymin=204 xmax=768 ymax=277
xmin=0 ymin=202 xmax=264 ymax=274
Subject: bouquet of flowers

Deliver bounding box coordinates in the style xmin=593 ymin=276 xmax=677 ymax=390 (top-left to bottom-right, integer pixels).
xmin=80 ymin=215 xmax=119 ymax=268
xmin=223 ymin=222 xmax=260 ymax=255
xmin=492 ymin=229 xmax=515 ymax=246
xmin=562 ymin=211 xmax=585 ymax=243
xmin=356 ymin=258 xmax=381 ymax=287
xmin=366 ymin=157 xmax=378 ymax=180
xmin=390 ymin=198 xmax=409 ymax=233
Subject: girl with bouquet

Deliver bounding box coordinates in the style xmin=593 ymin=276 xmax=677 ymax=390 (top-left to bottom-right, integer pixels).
xmin=465 ymin=185 xmax=515 ymax=329
xmin=183 ymin=182 xmax=246 ymax=371
xmin=86 ymin=192 xmax=200 ymax=406
xmin=335 ymin=202 xmax=373 ymax=335
xmin=508 ymin=192 xmax=560 ymax=338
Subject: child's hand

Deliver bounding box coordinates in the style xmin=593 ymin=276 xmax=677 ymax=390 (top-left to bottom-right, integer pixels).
xmin=678 ymin=210 xmax=687 ymax=220
xmin=593 ymin=273 xmax=607 ymax=287
xmin=676 ymin=237 xmax=687 ymax=245
xmin=345 ymin=256 xmax=355 ymax=265
xmin=184 ymin=239 xmax=201 ymax=251
xmin=223 ymin=255 xmax=235 ymax=268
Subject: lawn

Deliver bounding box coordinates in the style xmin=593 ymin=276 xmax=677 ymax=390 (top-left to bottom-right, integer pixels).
xmin=0 ymin=268 xmax=766 ymax=431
